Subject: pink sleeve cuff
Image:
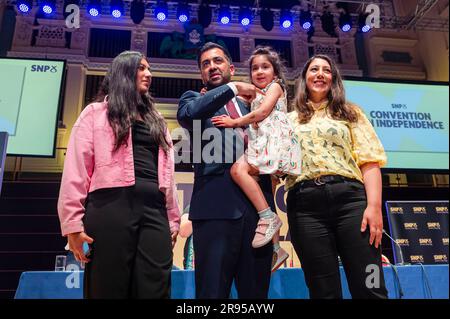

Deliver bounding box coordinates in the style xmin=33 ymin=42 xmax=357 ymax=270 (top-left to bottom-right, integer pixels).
xmin=61 ymin=220 xmax=84 ymax=237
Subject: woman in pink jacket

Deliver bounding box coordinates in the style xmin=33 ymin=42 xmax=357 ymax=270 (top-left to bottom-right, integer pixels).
xmin=58 ymin=51 xmax=180 ymax=299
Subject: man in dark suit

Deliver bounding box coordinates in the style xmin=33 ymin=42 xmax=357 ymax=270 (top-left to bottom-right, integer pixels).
xmin=177 ymin=42 xmax=274 ymax=298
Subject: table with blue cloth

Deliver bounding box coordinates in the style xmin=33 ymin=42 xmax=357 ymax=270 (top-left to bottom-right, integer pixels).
xmin=15 ymin=265 xmax=448 ymax=299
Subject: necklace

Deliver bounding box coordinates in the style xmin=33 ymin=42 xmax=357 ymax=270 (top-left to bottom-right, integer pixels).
xmin=310 ymin=100 xmax=328 ymax=110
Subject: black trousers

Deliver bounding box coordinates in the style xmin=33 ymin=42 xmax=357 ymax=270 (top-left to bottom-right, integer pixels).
xmin=192 ymin=212 xmax=273 ymax=299
xmin=286 ymin=179 xmax=388 ymax=299
xmin=82 ymin=177 xmax=172 ymax=299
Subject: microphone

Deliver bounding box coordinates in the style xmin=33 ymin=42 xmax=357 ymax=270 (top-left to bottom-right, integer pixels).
xmin=382 ymin=229 xmax=410 ymax=265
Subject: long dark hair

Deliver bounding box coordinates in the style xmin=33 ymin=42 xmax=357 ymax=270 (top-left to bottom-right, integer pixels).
xmin=95 ymin=51 xmax=169 ymax=152
xmin=248 ymin=46 xmax=287 ymax=91
xmin=292 ymin=54 xmax=358 ymax=124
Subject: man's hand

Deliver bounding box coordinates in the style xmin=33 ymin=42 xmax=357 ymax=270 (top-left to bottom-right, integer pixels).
xmin=233 ymin=82 xmax=264 ymax=103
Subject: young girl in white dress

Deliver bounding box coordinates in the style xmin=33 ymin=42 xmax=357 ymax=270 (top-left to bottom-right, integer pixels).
xmin=212 ymin=47 xmax=301 ymax=271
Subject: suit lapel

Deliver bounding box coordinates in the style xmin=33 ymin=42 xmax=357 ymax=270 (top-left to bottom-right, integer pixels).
xmin=216 ymin=106 xmax=228 ymax=116
xmin=236 ymin=98 xmax=249 ymax=115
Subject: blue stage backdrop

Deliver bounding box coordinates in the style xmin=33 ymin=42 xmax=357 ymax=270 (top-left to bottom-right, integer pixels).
xmin=386 ymin=201 xmax=449 ymax=264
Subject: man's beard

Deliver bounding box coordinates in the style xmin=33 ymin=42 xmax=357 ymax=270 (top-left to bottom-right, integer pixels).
xmin=205 ymin=72 xmax=231 ymax=90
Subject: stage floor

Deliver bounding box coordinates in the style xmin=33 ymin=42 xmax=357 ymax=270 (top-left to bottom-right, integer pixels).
xmin=14 ymin=265 xmax=448 ymax=299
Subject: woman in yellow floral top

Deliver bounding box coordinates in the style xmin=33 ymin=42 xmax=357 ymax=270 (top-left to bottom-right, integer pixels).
xmin=286 ymin=54 xmax=388 ymax=299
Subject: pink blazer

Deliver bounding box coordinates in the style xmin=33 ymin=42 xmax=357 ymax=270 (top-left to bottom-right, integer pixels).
xmin=57 ymin=101 xmax=180 ymax=236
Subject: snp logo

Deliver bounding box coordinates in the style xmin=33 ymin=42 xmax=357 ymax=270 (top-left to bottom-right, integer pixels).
xmin=404 ymin=223 xmax=418 ymax=230
xmin=413 ymin=207 xmax=427 ymax=214
xmin=419 ymin=238 xmax=433 ymax=246
xmin=433 ymin=255 xmax=448 ymax=263
xmin=410 ymin=255 xmax=424 ymax=263
xmin=390 ymin=207 xmax=403 ymax=214
xmin=396 ymin=239 xmax=409 ymax=246
xmin=31 ymin=65 xmax=58 ymax=73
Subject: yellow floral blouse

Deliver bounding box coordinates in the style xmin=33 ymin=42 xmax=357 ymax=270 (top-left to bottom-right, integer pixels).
xmin=285 ymin=102 xmax=387 ymax=190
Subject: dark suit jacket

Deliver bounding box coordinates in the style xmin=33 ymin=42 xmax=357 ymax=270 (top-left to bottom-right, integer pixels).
xmin=177 ymin=85 xmax=274 ymax=220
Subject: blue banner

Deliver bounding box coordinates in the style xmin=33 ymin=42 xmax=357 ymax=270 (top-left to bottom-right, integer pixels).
xmin=386 ymin=200 xmax=449 ymax=264
xmin=345 ymin=80 xmax=449 ymax=170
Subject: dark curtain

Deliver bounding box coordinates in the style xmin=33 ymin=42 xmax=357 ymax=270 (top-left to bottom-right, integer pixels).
xmin=150 ymin=77 xmax=203 ymax=99
xmin=255 ymin=38 xmax=293 ymax=67
xmin=85 ymin=75 xmax=202 ymax=104
xmin=215 ymin=36 xmax=240 ymax=62
xmin=147 ymin=32 xmax=173 ymax=58
xmin=84 ymin=75 xmax=104 ymax=107
xmin=88 ymin=29 xmax=131 ymax=58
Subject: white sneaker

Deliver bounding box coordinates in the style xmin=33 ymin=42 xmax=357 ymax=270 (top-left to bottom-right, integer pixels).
xmin=271 ymin=247 xmax=289 ymax=272
xmin=252 ymin=214 xmax=282 ymax=248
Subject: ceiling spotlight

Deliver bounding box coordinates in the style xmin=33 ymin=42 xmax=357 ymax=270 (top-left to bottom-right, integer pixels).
xmin=110 ymin=0 xmax=124 ymax=18
xmin=299 ymin=10 xmax=313 ymax=30
xmin=87 ymin=0 xmax=101 ymax=17
xmin=280 ymin=9 xmax=292 ymax=29
xmin=239 ymin=7 xmax=252 ymax=26
xmin=130 ymin=0 xmax=145 ymax=24
xmin=358 ymin=13 xmax=371 ymax=33
xmin=260 ymin=8 xmax=274 ymax=32
xmin=198 ymin=3 xmax=212 ymax=28
xmin=339 ymin=12 xmax=352 ymax=32
xmin=155 ymin=1 xmax=168 ymax=21
xmin=41 ymin=0 xmax=56 ymax=15
xmin=218 ymin=6 xmax=231 ymax=25
xmin=177 ymin=3 xmax=190 ymax=23
xmin=17 ymin=0 xmax=32 ymax=13
xmin=321 ymin=11 xmax=337 ymax=37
